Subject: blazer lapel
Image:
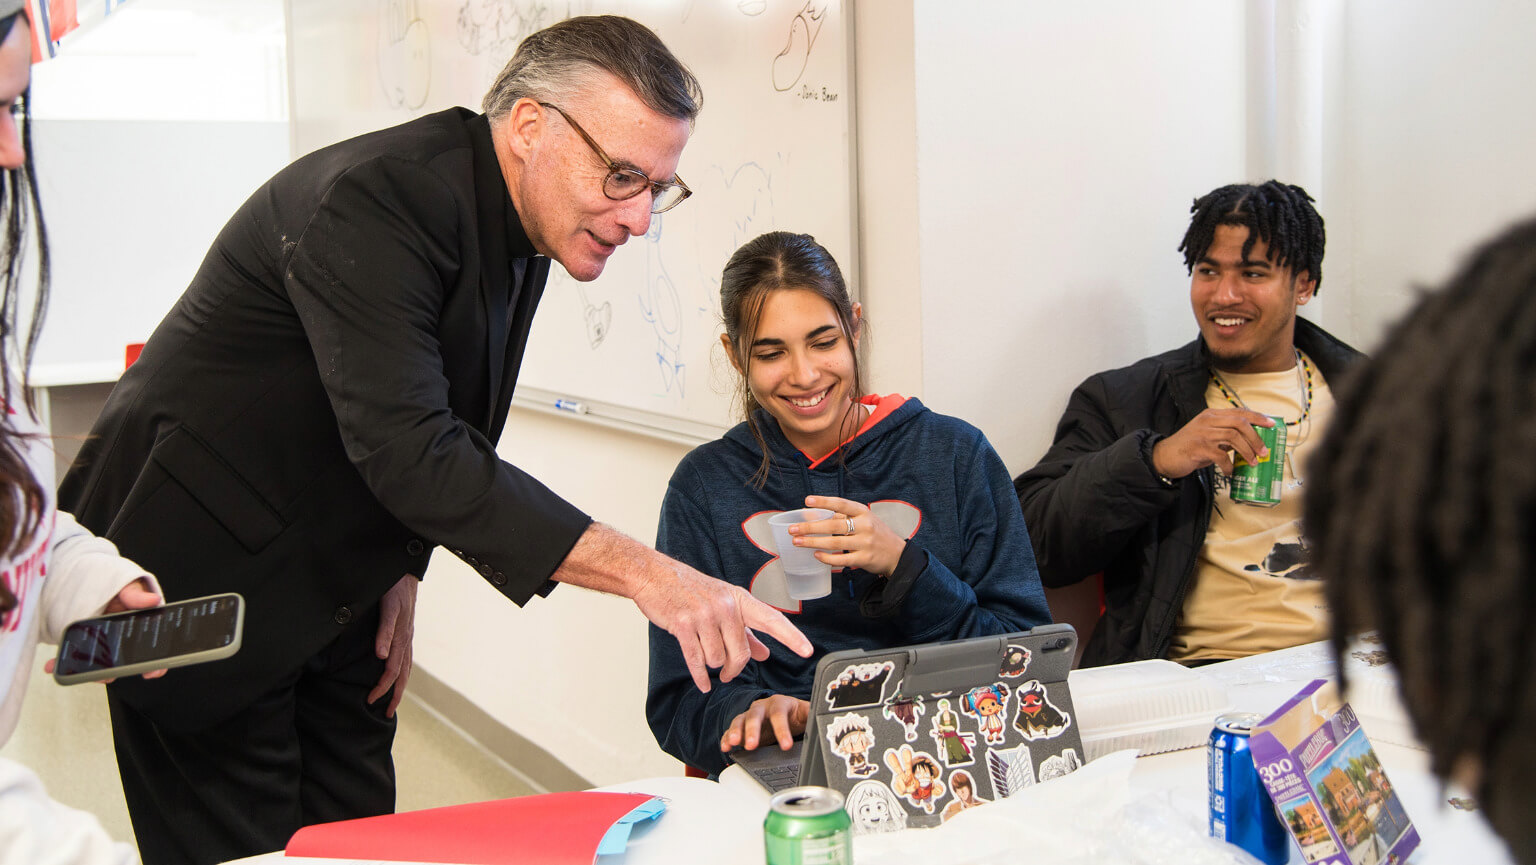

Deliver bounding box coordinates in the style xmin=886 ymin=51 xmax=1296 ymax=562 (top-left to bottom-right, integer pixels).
xmin=467 ymin=112 xmax=548 ymax=440
xmin=491 ymin=255 xmax=550 ymax=443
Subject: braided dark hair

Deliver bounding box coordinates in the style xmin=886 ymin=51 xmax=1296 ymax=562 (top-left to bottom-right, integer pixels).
xmin=1179 ymin=181 xmax=1325 ymax=291
xmin=1305 ymin=215 xmax=1536 ymax=865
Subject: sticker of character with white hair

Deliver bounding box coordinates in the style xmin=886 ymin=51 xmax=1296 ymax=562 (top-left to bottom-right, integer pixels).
xmin=826 ymin=712 xmax=878 ymax=778
xmin=845 ymin=779 xmax=908 ymax=836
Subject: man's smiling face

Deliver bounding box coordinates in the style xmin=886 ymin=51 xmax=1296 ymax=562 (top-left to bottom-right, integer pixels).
xmin=1191 ymin=224 xmax=1316 ymax=373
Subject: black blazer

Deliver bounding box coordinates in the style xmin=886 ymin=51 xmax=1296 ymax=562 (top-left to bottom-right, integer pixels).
xmin=60 ymin=108 xmax=591 ymax=730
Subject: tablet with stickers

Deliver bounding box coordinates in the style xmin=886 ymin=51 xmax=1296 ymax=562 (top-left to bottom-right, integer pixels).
xmin=732 ymin=623 xmax=1084 ymax=835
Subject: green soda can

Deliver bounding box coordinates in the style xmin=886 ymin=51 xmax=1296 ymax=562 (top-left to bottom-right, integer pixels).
xmin=1229 ymin=416 xmax=1286 ymax=507
xmin=764 ymin=786 xmax=852 ymax=865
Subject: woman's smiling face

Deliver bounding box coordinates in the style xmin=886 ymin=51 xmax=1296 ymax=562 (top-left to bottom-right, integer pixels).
xmin=731 ymin=287 xmax=861 ymax=457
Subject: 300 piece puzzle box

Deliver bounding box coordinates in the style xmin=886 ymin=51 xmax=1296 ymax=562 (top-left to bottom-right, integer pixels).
xmin=1249 ymin=679 xmax=1419 ymax=865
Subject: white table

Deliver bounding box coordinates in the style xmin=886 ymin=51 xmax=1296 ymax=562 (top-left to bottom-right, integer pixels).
xmin=226 ymin=643 xmax=1513 ymax=865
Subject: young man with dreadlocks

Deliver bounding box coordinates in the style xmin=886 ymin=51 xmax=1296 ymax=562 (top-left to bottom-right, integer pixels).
xmin=1014 ymin=181 xmax=1363 ymax=667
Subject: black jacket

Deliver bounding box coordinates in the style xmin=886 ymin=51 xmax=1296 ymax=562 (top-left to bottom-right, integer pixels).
xmin=1013 ymin=318 xmax=1363 ymax=667
xmin=58 ymin=108 xmax=592 ymax=729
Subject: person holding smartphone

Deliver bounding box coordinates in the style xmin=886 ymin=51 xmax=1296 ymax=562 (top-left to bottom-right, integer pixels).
xmin=0 ymin=6 xmax=162 ymax=863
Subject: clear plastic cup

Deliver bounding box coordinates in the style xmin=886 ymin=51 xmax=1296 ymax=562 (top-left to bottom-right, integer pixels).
xmin=767 ymin=507 xmax=835 ymax=600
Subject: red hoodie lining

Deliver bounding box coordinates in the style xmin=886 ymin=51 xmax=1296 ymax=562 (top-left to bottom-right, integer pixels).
xmin=803 ymin=394 xmax=908 ymax=469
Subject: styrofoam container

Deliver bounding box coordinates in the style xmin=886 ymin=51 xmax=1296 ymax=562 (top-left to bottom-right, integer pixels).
xmin=1337 ymin=646 xmax=1427 ymax=751
xmin=1068 ymin=659 xmax=1233 ymax=761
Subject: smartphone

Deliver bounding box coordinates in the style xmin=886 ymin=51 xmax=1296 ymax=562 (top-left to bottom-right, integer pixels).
xmin=53 ymin=592 xmax=245 ymax=685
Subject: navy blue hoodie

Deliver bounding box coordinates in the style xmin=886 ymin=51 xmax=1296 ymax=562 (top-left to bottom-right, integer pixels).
xmin=646 ymin=395 xmax=1052 ymax=774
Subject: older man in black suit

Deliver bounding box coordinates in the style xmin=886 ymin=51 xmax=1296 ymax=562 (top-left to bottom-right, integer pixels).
xmin=60 ymin=16 xmax=810 ymax=865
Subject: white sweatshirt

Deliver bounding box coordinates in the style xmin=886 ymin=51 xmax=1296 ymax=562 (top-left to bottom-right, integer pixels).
xmin=0 ymin=392 xmax=156 ymax=864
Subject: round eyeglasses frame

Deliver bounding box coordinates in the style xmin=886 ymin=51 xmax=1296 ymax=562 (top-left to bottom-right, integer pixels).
xmin=538 ymin=102 xmax=692 ymax=214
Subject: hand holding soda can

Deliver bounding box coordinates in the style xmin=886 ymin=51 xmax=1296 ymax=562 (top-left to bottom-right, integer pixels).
xmin=1230 ymin=416 xmax=1287 ymax=506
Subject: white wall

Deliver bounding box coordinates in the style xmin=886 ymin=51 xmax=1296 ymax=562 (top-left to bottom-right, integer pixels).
xmin=28 ymin=0 xmax=290 ymax=383
xmin=414 ymin=416 xmax=692 ymax=783
xmin=912 ymin=1 xmax=1250 ymax=472
xmin=1330 ymin=0 xmax=1536 ymax=348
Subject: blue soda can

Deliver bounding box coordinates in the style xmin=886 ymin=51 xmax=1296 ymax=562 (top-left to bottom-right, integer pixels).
xmin=1209 ymin=712 xmax=1291 ymax=864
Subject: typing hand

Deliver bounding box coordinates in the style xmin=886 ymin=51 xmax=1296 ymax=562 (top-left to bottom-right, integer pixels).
xmin=720 ymin=695 xmax=810 ymax=753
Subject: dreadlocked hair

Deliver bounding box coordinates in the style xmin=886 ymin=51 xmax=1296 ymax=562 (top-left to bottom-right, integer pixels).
xmin=1305 ymin=215 xmax=1536 ymax=865
xmin=0 ymin=77 xmax=50 ymax=562
xmin=1179 ymin=180 xmax=1325 ymax=291
xmin=719 ymin=231 xmax=864 ymax=489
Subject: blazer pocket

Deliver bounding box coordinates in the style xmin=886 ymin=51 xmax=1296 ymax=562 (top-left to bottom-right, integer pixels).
xmin=150 ymin=425 xmax=285 ymax=553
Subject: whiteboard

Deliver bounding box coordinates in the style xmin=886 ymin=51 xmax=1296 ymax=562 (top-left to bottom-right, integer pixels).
xmin=285 ymin=0 xmax=858 ymax=443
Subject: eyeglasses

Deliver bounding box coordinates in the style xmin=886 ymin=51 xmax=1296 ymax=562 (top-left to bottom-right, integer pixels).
xmin=538 ymin=102 xmax=692 ymax=214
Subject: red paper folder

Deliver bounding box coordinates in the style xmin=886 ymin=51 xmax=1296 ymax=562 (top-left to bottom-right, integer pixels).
xmin=285 ymin=791 xmax=657 ymax=865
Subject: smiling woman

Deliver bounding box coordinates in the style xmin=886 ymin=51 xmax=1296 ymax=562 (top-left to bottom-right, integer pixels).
xmin=644 ymin=230 xmax=1052 ymax=777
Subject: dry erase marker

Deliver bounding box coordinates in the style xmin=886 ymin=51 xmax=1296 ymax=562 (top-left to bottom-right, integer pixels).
xmin=554 ymin=398 xmax=588 ymax=415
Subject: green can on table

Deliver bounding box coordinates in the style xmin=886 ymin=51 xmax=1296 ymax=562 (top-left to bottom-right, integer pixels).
xmin=764 ymin=786 xmax=852 ymax=865
xmin=1229 ymin=416 xmax=1286 ymax=507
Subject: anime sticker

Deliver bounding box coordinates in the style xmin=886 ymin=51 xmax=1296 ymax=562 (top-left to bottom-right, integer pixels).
xmin=985 ymin=744 xmax=1037 ymax=798
xmin=927 ymin=698 xmax=976 ymax=767
xmin=825 ymin=661 xmax=895 ymax=710
xmin=1037 ymin=748 xmax=1082 ymax=782
xmin=826 ymin=713 xmax=879 ymax=778
xmin=845 ymin=780 xmax=908 ymax=836
xmin=1012 ymin=679 xmax=1072 ymax=741
xmin=882 ymin=698 xmax=925 ymax=742
xmin=959 ymin=683 xmax=1011 ymax=745
xmin=884 ymin=745 xmax=946 ymax=814
xmin=940 ymin=770 xmax=989 ymax=821
xmin=999 ymin=643 xmax=1032 ymax=678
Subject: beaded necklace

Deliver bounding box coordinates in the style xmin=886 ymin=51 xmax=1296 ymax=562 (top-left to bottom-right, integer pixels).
xmin=1211 ymin=349 xmax=1314 ymax=484
xmin=1211 ymin=349 xmax=1313 ymax=426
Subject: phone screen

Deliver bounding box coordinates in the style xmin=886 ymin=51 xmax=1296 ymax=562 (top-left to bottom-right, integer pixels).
xmin=55 ymin=594 xmax=241 ymax=676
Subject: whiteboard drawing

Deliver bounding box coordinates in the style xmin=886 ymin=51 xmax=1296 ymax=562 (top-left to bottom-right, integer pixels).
xmin=772 ymin=1 xmax=828 ymax=92
xmin=686 ymin=0 xmax=768 ymax=24
xmin=577 ymin=285 xmax=613 ymax=348
xmin=378 ymin=0 xmax=431 ymax=110
xmin=543 ymin=266 xmax=612 ymax=351
xmin=638 ymin=218 xmax=687 ymax=398
xmin=690 ymin=161 xmax=775 ymax=296
xmin=456 ymin=0 xmax=552 ymax=58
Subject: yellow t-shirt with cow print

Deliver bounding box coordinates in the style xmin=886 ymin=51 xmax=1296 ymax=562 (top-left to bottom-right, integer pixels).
xmin=1168 ymin=355 xmax=1334 ymax=663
